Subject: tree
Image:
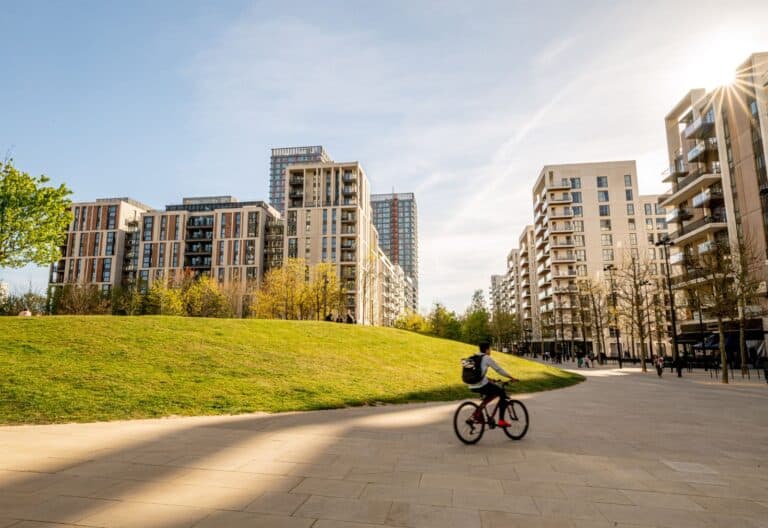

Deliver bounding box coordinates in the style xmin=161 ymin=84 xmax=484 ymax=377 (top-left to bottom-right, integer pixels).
xmin=183 ymin=277 xmax=233 ymax=318
xmin=461 ymin=290 xmax=491 ymax=345
xmin=730 ymin=232 xmax=765 ymax=376
xmin=428 ymin=303 xmax=462 ymax=341
xmin=394 ymin=310 xmax=430 ymax=333
xmin=693 ymin=241 xmax=738 ymax=383
xmin=307 ymin=262 xmax=343 ymax=320
xmin=489 ymin=308 xmax=519 ymax=351
xmin=0 ymin=161 xmax=73 ymax=268
xmin=51 ymin=284 xmax=110 ymax=315
xmin=143 ymin=282 xmax=184 ymax=315
xmin=616 ymin=258 xmax=653 ymax=372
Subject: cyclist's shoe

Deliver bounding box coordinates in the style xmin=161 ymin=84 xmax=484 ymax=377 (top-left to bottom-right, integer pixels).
xmin=497 ymin=419 xmax=512 ymax=427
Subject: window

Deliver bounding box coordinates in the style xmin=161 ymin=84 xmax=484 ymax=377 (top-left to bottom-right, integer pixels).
xmin=647 ymin=248 xmax=656 ymax=260
xmin=575 ymin=250 xmax=586 ymax=261
xmin=598 ymin=191 xmax=609 ymax=202
xmin=597 ymin=176 xmax=608 ymax=188
xmin=247 ymin=212 xmax=258 ymax=237
xmin=220 ymin=213 xmax=226 ymax=238
xmin=625 ymin=189 xmax=633 ymax=201
xmin=142 ymin=244 xmax=152 ymax=268
xmin=570 ymin=177 xmax=581 ymax=189
xmin=573 ymin=220 xmax=584 ymax=232
xmin=630 ymin=248 xmax=639 ymax=259
xmin=172 ymin=242 xmax=179 ymax=267
xmin=654 ymin=204 xmax=666 ymax=215
xmin=628 ymin=218 xmax=636 ymax=230
xmin=78 ymin=233 xmax=85 ymax=256
xmin=574 ymin=235 xmax=585 ymax=246
xmin=93 ymin=232 xmax=101 ymax=256
xmin=627 ymin=204 xmax=634 ymax=215
xmin=174 ymin=215 xmax=180 ymax=240
xmin=305 ymin=237 xmax=310 ymax=258
xmin=624 ymin=174 xmax=632 ymax=187
xmin=139 ymin=270 xmax=149 ymax=293
xmin=572 ymin=206 xmax=583 ymax=217
xmin=95 ymin=206 xmax=102 ymax=229
xmin=602 ymin=249 xmax=614 ymax=261
xmin=600 ymin=219 xmax=611 ymax=231
xmin=601 ymin=234 xmax=613 ymax=246
xmin=571 ymin=191 xmax=582 ymax=203
xmin=105 ymin=232 xmax=115 ymax=255
xmin=650 ymin=263 xmax=658 ymax=274
xmin=577 ymin=265 xmax=587 ymax=276
xmin=142 ymin=217 xmax=153 ymax=241
xmin=288 ymin=238 xmax=298 ymax=258
xmin=630 ymin=233 xmax=637 ymax=245
xmin=322 ymin=210 xmax=328 ymax=235
xmin=331 ymin=237 xmax=337 ymax=262
xmin=648 ymin=233 xmax=654 ymax=244
xmin=656 ymin=218 xmax=667 ymax=230
xmin=287 ymin=211 xmax=297 ymax=236
xmin=599 ymin=205 xmax=610 ymax=217
xmin=160 ymin=216 xmax=167 ymax=240
xmin=233 ymin=240 xmax=240 ymax=265
xmin=644 ymin=203 xmax=652 ymax=215
xmin=158 ymin=243 xmax=165 ymax=267
xmin=218 ymin=268 xmax=225 ymax=283
xmin=332 ymin=209 xmax=337 ymax=234
xmin=322 ymin=237 xmax=328 ymax=261
xmin=646 ymin=218 xmax=654 ymax=230
xmin=245 ymin=240 xmax=256 ymax=265
xmin=107 ymin=205 xmax=117 ymax=229
xmin=217 ymin=241 xmax=224 ymax=265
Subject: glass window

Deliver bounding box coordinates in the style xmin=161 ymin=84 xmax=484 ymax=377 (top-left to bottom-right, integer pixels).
xmin=599 ymin=205 xmax=610 ymax=217
xmin=602 ymin=249 xmax=614 ymax=261
xmin=656 ymin=218 xmax=667 ymax=230
xmin=107 ymin=205 xmax=117 ymax=229
xmin=631 ymin=248 xmax=639 ymax=259
xmin=322 ymin=210 xmax=328 ymax=235
xmin=601 ymin=234 xmax=613 ymax=246
xmin=247 ymin=212 xmax=258 ymax=237
xmin=571 ymin=191 xmax=582 ymax=203
xmin=570 ymin=177 xmax=581 ymax=189
xmin=628 ymin=218 xmax=636 ymax=230
xmin=627 ymin=204 xmax=634 ymax=215
xmin=624 ymin=175 xmax=632 ymax=187
xmin=646 ymin=218 xmax=654 ymax=230
xmin=572 ymin=206 xmax=583 ymax=217
xmin=245 ymin=240 xmax=256 ymax=265
xmin=105 ymin=232 xmax=115 ymax=255
xmin=654 ymin=204 xmax=666 ymax=215
xmin=630 ymin=233 xmax=637 ymax=245
xmin=600 ymin=219 xmax=611 ymax=231
xmin=142 ymin=244 xmax=152 ymax=268
xmin=647 ymin=248 xmax=656 ymax=260
xmin=233 ymin=240 xmax=240 ymax=265
xmin=598 ymin=191 xmax=609 ymax=202
xmin=574 ymin=235 xmax=585 ymax=246
xmin=288 ymin=238 xmax=298 ymax=258
xmin=158 ymin=243 xmax=165 ymax=267
xmin=573 ymin=220 xmax=584 ymax=232
xmin=625 ymin=189 xmax=633 ymax=201
xmin=644 ymin=203 xmax=652 ymax=215
xmin=142 ymin=217 xmax=153 ymax=241
xmin=218 ymin=241 xmax=224 ymax=265
xmin=597 ymin=176 xmax=608 ymax=188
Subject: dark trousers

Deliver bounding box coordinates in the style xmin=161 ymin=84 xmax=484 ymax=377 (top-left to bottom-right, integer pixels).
xmin=472 ymin=382 xmax=508 ymax=419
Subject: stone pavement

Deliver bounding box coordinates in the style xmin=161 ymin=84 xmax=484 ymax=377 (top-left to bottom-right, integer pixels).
xmin=0 ymin=371 xmax=766 ymax=528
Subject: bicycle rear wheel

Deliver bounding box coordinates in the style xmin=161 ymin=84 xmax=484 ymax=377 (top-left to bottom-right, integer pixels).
xmin=453 ymin=402 xmax=485 ymax=444
xmin=502 ymin=400 xmax=529 ymax=440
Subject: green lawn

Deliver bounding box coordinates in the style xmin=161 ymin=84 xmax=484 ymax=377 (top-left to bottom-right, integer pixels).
xmin=0 ymin=316 xmax=583 ymax=424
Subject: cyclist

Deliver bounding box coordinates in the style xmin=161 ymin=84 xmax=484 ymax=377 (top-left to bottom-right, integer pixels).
xmin=466 ymin=342 xmax=518 ymax=427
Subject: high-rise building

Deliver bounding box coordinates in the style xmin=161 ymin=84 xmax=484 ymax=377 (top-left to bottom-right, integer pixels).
xmin=283 ymin=160 xmax=385 ymax=324
xmin=660 ymin=51 xmax=768 ymax=352
xmin=518 ymin=225 xmax=539 ymax=345
xmin=49 ymin=198 xmax=152 ymax=296
xmin=370 ymin=192 xmax=419 ymax=312
xmin=269 ymin=146 xmax=331 ymax=215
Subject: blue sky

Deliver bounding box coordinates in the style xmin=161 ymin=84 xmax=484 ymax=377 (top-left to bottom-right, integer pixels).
xmin=2 ymin=0 xmax=768 ymax=311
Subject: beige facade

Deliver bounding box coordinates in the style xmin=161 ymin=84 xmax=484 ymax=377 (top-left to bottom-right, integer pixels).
xmin=518 ymin=225 xmax=539 ymax=344
xmin=661 ymin=52 xmax=768 ymax=350
xmin=49 ymin=198 xmax=151 ymax=295
xmin=135 ymin=197 xmax=280 ymax=309
xmin=283 ymin=161 xmax=385 ymax=324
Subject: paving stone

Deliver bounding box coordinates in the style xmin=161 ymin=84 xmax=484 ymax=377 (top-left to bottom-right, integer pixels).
xmin=291 ymin=477 xmax=365 ymax=498
xmin=419 ymin=473 xmax=503 ymax=492
xmin=453 ymin=488 xmax=539 ymax=514
xmin=345 ymin=469 xmax=422 ymax=486
xmin=533 ymin=497 xmax=605 ymax=521
xmin=621 ymin=489 xmax=705 ymax=511
xmin=387 ymin=502 xmax=480 ymax=528
xmin=557 ymin=484 xmax=633 ymax=505
xmin=78 ymin=500 xmax=211 ymax=528
xmin=192 ymin=511 xmax=314 ymax=528
xmin=294 ymin=496 xmax=391 ymax=524
xmin=501 ymin=480 xmax=566 ymax=498
xmin=479 ymin=511 xmax=571 ymax=528
xmin=361 ymin=483 xmax=452 ymax=506
xmin=244 ymin=491 xmax=309 ymax=515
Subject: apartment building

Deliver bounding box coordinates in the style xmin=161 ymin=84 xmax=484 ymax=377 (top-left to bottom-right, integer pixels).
xmin=269 ymin=146 xmax=332 ymax=215
xmin=518 ymin=225 xmax=539 ymax=346
xmin=490 ymin=274 xmax=505 ymax=312
xmin=378 ymin=248 xmax=407 ymax=326
xmin=661 ymin=51 xmax=768 ymax=352
xmin=283 ymin=161 xmax=384 ymax=324
xmin=136 ymin=197 xmax=280 ymax=306
xmin=371 ymin=192 xmax=419 ymax=312
xmin=49 ymin=197 xmax=152 ymax=296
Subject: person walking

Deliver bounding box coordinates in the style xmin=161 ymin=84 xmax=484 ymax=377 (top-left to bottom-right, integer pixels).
xmin=655 ymin=355 xmax=664 ymax=377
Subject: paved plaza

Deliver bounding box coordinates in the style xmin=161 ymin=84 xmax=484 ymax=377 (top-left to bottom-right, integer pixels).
xmin=0 ymin=369 xmax=766 ymax=527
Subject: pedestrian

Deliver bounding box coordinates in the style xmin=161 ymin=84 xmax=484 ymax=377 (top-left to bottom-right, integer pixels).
xmin=655 ymin=355 xmax=664 ymax=377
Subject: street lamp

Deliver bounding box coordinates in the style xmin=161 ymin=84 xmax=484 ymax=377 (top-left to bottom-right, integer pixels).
xmin=604 ymin=264 xmax=622 ymax=369
xmin=656 ymin=235 xmax=682 ymax=377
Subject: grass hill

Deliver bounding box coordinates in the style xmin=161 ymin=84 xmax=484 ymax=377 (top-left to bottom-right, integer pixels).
xmin=0 ymin=316 xmax=583 ymax=424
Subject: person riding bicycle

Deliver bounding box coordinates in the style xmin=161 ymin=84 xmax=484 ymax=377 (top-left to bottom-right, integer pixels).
xmin=466 ymin=342 xmax=518 ymax=427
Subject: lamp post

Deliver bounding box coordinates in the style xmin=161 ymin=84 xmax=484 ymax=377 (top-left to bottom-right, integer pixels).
xmin=604 ymin=264 xmax=622 ymax=369
xmin=656 ymin=235 xmax=681 ymax=377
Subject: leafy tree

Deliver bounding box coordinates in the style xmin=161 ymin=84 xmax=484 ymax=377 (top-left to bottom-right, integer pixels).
xmin=461 ymin=290 xmax=491 ymax=345
xmin=0 ymin=289 xmax=47 ymax=315
xmin=143 ymin=282 xmax=184 ymax=315
xmin=183 ymin=277 xmax=233 ymax=318
xmin=0 ymin=161 xmax=73 ymax=268
xmin=489 ymin=308 xmax=519 ymax=351
xmin=111 ymin=285 xmax=144 ymax=315
xmin=51 ymin=284 xmax=110 ymax=315
xmin=394 ymin=310 xmax=430 ymax=333
xmin=428 ymin=303 xmax=462 ymax=340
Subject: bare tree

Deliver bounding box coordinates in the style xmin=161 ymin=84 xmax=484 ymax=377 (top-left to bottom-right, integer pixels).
xmin=616 ymin=258 xmax=653 ymax=372
xmin=731 ymin=231 xmax=766 ymax=376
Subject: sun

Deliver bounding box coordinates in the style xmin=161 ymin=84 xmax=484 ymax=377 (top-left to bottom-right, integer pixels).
xmin=680 ymin=27 xmax=757 ymax=90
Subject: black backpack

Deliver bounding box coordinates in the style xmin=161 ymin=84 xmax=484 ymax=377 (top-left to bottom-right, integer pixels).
xmin=461 ymin=354 xmax=485 ymax=384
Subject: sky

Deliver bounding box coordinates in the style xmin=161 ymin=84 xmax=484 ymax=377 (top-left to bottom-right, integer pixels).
xmin=2 ymin=0 xmax=768 ymax=312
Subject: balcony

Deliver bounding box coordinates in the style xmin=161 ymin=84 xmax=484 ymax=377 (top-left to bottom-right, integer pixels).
xmin=661 ymin=162 xmax=722 ymax=207
xmin=553 ymin=286 xmax=578 ymax=294
xmin=692 ymin=186 xmax=724 ymax=208
xmin=545 ymin=179 xmax=571 ymax=191
xmin=342 ymin=198 xmax=358 ymax=206
xmin=551 ymin=238 xmax=575 ymax=248
xmin=536 ymin=263 xmax=548 ymax=276
xmin=687 ymin=137 xmax=719 ymax=163
xmin=342 ymin=173 xmax=356 ymax=183
xmin=698 ymin=240 xmax=716 ymax=255
xmin=552 ymin=269 xmax=577 ymax=279
xmin=342 ymin=186 xmax=357 ymax=195
xmin=289 ymin=175 xmax=304 ymax=184
xmin=341 ymin=241 xmax=357 ymax=250
xmin=289 ymin=189 xmax=303 ymax=198
xmin=662 ymin=156 xmax=688 ymax=182
xmin=669 ymin=252 xmax=686 ymax=265
xmin=535 ymin=236 xmax=548 ymax=249
xmin=551 ymin=253 xmax=576 ymax=263
xmin=538 ymin=290 xmax=552 ymax=301
xmin=683 ymin=110 xmax=716 ymax=140
xmin=548 ymin=207 xmax=573 ymax=219
xmin=666 ymin=207 xmax=693 ymax=224
xmin=669 ymin=214 xmax=728 ymax=244
xmin=534 ymin=199 xmax=544 ymax=213
xmin=535 ymin=222 xmax=547 ymax=236
xmin=549 ymin=223 xmax=573 ymax=234
xmin=537 ymin=276 xmax=551 ymax=288
xmin=536 ymin=249 xmax=549 ymax=263
xmin=547 ymin=193 xmax=572 ymax=205
xmin=340 ymin=226 xmax=356 ymax=234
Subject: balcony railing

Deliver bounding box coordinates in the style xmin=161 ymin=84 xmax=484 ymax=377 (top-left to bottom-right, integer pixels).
xmin=551 ymin=239 xmax=575 ymax=248
xmin=545 ymin=179 xmax=571 ymax=191
xmin=551 ymin=253 xmax=576 ymax=263
xmin=692 ymin=186 xmax=724 ymax=208
xmin=683 ymin=110 xmax=716 ymax=140
xmin=550 ymin=223 xmax=573 ymax=233
xmin=666 ymin=207 xmax=693 ymax=223
xmin=687 ymin=137 xmax=719 ymax=163
xmin=668 ymin=213 xmax=727 ymax=240
xmin=547 ymin=193 xmax=572 ymax=204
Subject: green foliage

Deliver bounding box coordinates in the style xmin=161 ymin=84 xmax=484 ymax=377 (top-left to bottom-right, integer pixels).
xmin=49 ymin=284 xmax=110 ymax=315
xmin=490 ymin=309 xmax=520 ymax=350
xmin=428 ymin=303 xmax=462 ymax=340
xmin=460 ymin=289 xmax=491 ymax=345
xmin=0 ymin=160 xmax=73 ymax=268
xmin=0 ymin=316 xmax=583 ymax=423
xmin=143 ymin=282 xmax=184 ymax=315
xmin=0 ymin=290 xmax=47 ymax=315
xmin=183 ymin=277 xmax=233 ymax=318
xmin=394 ymin=311 xmax=430 ymax=333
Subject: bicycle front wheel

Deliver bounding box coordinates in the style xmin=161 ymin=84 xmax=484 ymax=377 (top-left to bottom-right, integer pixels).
xmin=502 ymin=400 xmax=529 ymax=440
xmin=453 ymin=401 xmax=485 ymax=444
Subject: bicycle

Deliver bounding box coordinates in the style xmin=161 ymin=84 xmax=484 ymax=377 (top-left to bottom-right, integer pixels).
xmin=453 ymin=380 xmax=529 ymax=444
